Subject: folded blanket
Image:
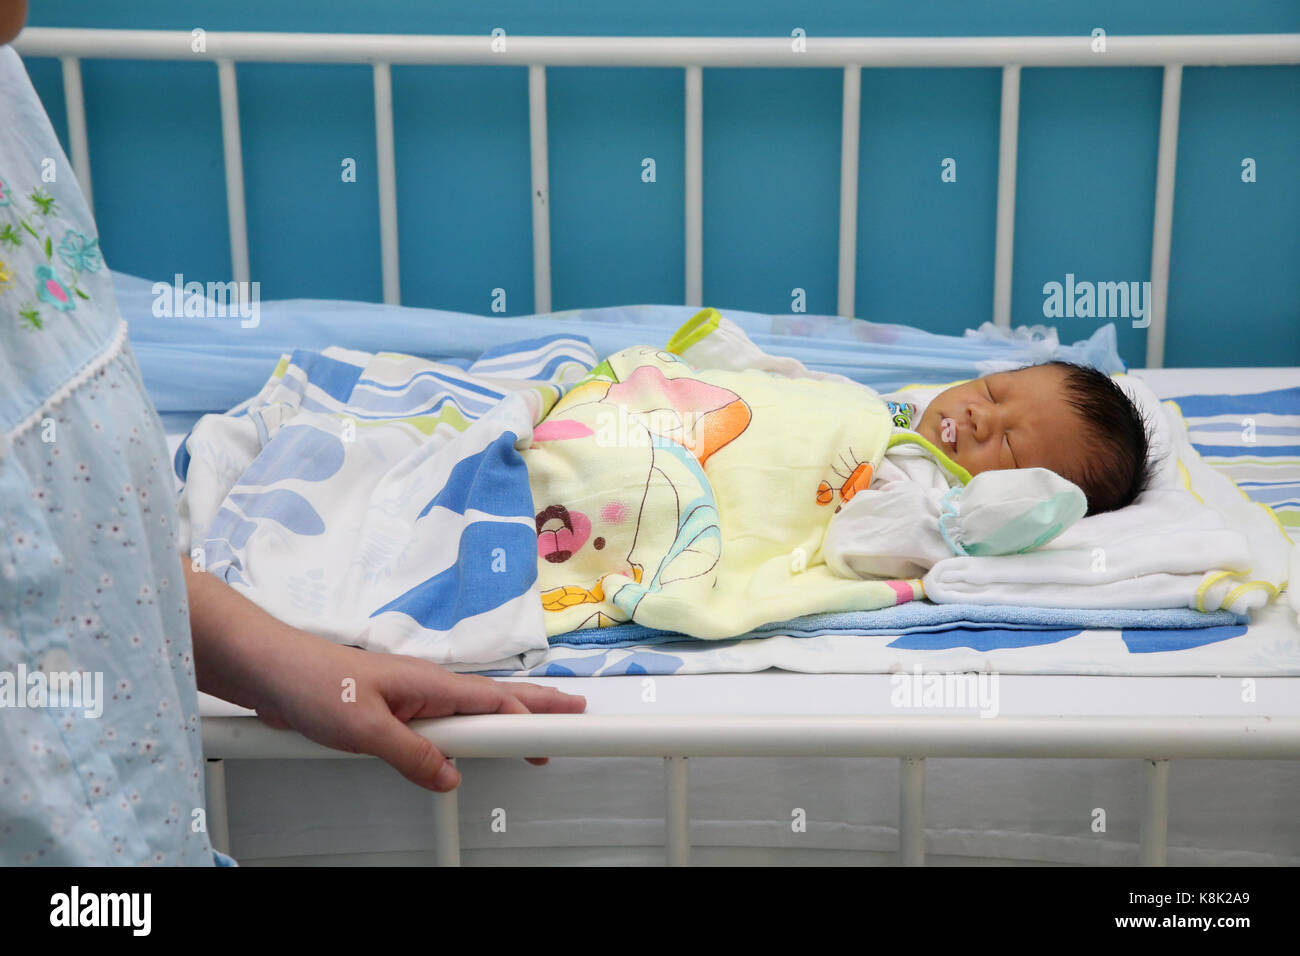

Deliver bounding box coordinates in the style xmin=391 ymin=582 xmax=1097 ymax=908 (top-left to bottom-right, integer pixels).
xmin=545 ymin=603 xmax=1241 ymax=649
xmin=498 ymin=599 xmax=1300 ymax=677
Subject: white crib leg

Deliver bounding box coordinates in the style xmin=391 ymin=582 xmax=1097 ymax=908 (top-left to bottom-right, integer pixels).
xmin=434 ymin=758 xmax=462 ymax=867
xmin=60 ymin=56 xmax=93 ymax=216
xmin=1145 ymin=64 xmax=1183 ymax=369
xmin=1139 ymin=759 xmax=1170 ymax=866
xmin=991 ymin=63 xmax=1021 ymax=330
xmin=204 ymin=758 xmax=231 ymax=856
xmin=836 ymin=64 xmax=861 ymax=320
xmin=898 ymin=756 xmax=926 ymax=866
xmin=528 ymin=64 xmax=552 ymax=314
xmin=683 ymin=65 xmax=703 ymax=308
xmin=215 ymin=58 xmax=251 ymax=286
xmin=372 ymin=61 xmax=401 ymax=306
xmin=664 ymin=755 xmax=690 ymax=867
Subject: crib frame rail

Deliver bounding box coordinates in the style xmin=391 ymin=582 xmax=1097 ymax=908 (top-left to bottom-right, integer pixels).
xmin=200 ymin=713 xmax=1300 ymax=866
xmin=14 ymin=28 xmax=1300 ymax=367
xmin=15 ymin=27 xmax=1300 ymax=866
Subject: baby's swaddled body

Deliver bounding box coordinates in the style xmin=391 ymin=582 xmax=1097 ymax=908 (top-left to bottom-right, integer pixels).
xmin=522 ymin=310 xmax=1088 ymax=638
xmin=521 ymin=342 xmax=912 ymax=638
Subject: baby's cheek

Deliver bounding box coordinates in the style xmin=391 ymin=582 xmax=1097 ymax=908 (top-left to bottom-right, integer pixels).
xmin=915 ymin=408 xmax=937 ymax=441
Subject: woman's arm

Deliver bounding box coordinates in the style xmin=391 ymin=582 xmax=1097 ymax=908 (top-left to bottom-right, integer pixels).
xmin=183 ymin=557 xmax=586 ymax=792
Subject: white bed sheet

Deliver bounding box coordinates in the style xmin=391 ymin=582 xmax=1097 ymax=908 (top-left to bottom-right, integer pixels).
xmin=183 ymin=366 xmax=1300 ymax=865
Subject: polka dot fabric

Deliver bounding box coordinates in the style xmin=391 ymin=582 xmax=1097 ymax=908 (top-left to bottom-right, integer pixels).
xmin=0 ymin=45 xmax=219 ymax=865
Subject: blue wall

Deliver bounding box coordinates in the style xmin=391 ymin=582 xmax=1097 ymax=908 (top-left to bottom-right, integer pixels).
xmin=19 ymin=1 xmax=1300 ymax=367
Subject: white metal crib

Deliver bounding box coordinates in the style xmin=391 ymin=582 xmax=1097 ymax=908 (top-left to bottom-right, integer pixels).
xmin=15 ymin=26 xmax=1300 ymax=866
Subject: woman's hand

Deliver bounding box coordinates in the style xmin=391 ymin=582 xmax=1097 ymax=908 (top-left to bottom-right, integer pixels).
xmin=256 ymin=635 xmax=585 ymax=791
xmin=184 ymin=557 xmax=586 ymax=792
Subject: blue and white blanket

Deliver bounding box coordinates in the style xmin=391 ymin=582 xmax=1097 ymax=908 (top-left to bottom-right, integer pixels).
xmin=177 ymin=338 xmax=596 ymax=665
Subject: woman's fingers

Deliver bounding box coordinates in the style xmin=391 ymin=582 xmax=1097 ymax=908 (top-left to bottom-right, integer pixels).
xmin=372 ymin=664 xmax=589 ymax=777
xmin=493 ymin=679 xmax=587 ymax=714
xmin=436 ymin=676 xmax=587 ymax=765
xmin=365 ymin=710 xmax=462 ymax=792
xmin=425 ymin=672 xmax=586 ymax=718
xmin=488 ymin=691 xmax=549 ymax=766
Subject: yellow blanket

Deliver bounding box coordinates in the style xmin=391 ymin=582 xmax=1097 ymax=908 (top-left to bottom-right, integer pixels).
xmin=521 ymin=335 xmax=921 ymax=639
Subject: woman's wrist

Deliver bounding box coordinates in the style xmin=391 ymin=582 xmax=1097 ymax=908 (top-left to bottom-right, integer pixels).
xmin=183 ymin=555 xmax=321 ymax=715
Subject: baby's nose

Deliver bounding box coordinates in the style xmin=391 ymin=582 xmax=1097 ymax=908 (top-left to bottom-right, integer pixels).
xmin=968 ymin=402 xmax=997 ymax=439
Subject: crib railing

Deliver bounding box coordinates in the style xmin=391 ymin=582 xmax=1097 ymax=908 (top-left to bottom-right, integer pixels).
xmin=16 ymin=28 xmax=1300 ymax=866
xmin=200 ymin=711 xmax=1300 ymax=866
xmin=14 ymin=29 xmax=1300 ymax=367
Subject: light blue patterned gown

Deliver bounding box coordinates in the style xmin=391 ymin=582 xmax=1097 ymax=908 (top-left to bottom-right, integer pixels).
xmin=0 ymin=45 xmax=230 ymax=865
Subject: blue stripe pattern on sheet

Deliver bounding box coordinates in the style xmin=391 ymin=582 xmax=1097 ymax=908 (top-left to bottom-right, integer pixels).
xmin=1167 ymin=386 xmax=1300 ymax=417
xmin=1170 ymin=382 xmax=1300 ymax=542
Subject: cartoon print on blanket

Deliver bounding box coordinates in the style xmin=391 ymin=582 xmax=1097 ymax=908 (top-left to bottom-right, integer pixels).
xmin=531 ymin=349 xmax=749 ymax=623
xmin=522 ymin=346 xmax=923 ymax=640
xmin=813 ymin=403 xmax=916 ymax=512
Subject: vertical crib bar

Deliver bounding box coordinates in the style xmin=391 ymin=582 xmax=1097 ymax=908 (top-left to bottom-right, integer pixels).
xmin=528 ymin=65 xmax=552 ymax=314
xmin=1139 ymin=758 xmax=1170 ymax=866
xmin=1146 ymin=64 xmax=1182 ymax=370
xmin=898 ymin=756 xmax=926 ymax=866
xmin=204 ymin=758 xmax=231 ymax=856
xmin=684 ymin=65 xmax=703 ymax=308
xmin=992 ymin=64 xmax=1021 ymax=330
xmin=216 ymin=58 xmax=251 ymax=285
xmin=59 ymin=56 xmax=94 ymax=217
xmin=373 ymin=62 xmax=401 ymax=305
xmin=434 ymin=758 xmax=462 ymax=866
xmin=664 ymin=755 xmax=690 ymax=866
xmin=837 ymin=66 xmax=861 ymax=319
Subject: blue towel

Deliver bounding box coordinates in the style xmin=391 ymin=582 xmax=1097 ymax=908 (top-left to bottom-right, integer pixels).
xmin=549 ymin=602 xmax=1243 ymax=647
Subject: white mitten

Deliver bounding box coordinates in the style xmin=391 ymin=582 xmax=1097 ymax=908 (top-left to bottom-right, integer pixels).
xmin=823 ymin=480 xmax=957 ymax=579
xmin=824 ymin=466 xmax=1087 ymax=580
xmin=938 ymin=467 xmax=1087 ymax=557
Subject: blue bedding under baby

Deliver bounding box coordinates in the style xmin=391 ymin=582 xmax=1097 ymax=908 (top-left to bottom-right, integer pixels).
xmin=111 ymin=270 xmax=1125 ymax=424
xmin=548 ymin=603 xmax=1240 ymax=649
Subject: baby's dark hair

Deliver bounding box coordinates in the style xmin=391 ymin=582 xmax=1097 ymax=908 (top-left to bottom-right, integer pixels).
xmin=1039 ymin=360 xmax=1153 ymax=516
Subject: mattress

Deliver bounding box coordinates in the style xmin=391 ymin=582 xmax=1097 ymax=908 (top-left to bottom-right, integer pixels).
xmin=187 ymin=365 xmax=1300 ymax=865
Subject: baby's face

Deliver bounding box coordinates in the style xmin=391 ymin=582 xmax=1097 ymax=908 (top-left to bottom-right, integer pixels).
xmin=914 ymin=364 xmax=1088 ymax=480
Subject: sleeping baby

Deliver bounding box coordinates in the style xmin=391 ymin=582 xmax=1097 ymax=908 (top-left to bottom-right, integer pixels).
xmin=522 ymin=308 xmax=1153 ymax=637
xmin=827 ymin=353 xmax=1153 ymax=579
xmin=913 ymin=362 xmax=1150 ymax=515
